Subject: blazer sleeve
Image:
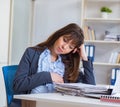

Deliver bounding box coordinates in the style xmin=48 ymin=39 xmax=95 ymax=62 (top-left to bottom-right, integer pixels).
xmin=76 ymin=60 xmax=96 ymax=85
xmin=13 ymin=47 xmax=53 ymax=93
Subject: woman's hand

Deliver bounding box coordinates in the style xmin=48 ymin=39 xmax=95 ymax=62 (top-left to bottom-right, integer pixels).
xmin=79 ymin=44 xmax=88 ymax=61
xmin=50 ymin=72 xmax=64 ymax=83
xmin=75 ymin=44 xmax=88 ymax=61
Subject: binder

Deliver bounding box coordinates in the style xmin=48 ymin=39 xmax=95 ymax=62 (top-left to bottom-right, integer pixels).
xmin=111 ymin=68 xmax=120 ymax=85
xmin=89 ymin=45 xmax=95 ymax=62
xmin=111 ymin=68 xmax=117 ymax=85
xmin=85 ymin=45 xmax=95 ymax=62
xmin=112 ymin=70 xmax=120 ymax=94
xmin=85 ymin=45 xmax=89 ymax=57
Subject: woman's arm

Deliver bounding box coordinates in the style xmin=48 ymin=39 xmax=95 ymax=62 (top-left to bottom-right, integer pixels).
xmin=76 ymin=60 xmax=96 ymax=85
xmin=82 ymin=60 xmax=96 ymax=84
xmin=13 ymin=47 xmax=53 ymax=93
xmin=76 ymin=44 xmax=96 ymax=85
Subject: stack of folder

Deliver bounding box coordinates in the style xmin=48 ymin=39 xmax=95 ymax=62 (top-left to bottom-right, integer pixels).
xmin=54 ymin=83 xmax=110 ymax=97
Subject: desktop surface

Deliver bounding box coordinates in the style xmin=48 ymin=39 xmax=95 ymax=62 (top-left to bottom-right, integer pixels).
xmin=14 ymin=93 xmax=120 ymax=107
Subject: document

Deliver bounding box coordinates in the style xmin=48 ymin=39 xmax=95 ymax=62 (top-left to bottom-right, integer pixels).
xmin=54 ymin=83 xmax=110 ymax=97
xmin=55 ymin=72 xmax=120 ymax=103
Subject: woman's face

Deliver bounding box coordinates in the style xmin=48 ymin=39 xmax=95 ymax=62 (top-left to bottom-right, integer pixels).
xmin=53 ymin=35 xmax=76 ymax=55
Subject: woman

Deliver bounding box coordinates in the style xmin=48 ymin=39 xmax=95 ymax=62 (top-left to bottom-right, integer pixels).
xmin=12 ymin=23 xmax=95 ymax=106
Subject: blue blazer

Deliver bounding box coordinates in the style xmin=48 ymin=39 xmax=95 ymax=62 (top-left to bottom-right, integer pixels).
xmin=13 ymin=46 xmax=95 ymax=94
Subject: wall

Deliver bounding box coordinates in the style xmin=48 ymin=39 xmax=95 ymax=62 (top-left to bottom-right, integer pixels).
xmin=0 ymin=0 xmax=11 ymax=106
xmin=0 ymin=0 xmax=10 ymax=66
xmin=32 ymin=0 xmax=82 ymax=45
xmin=0 ymin=1 xmax=82 ymax=106
xmin=10 ymin=0 xmax=32 ymax=64
xmin=10 ymin=0 xmax=82 ymax=64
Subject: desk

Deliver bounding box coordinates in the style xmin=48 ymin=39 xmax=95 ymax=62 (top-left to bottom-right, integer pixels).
xmin=14 ymin=93 xmax=120 ymax=107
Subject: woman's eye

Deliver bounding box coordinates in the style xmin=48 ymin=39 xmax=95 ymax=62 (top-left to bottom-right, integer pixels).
xmin=69 ymin=46 xmax=74 ymax=50
xmin=63 ymin=38 xmax=68 ymax=42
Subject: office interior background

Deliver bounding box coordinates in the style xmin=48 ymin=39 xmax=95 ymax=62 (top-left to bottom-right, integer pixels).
xmin=0 ymin=0 xmax=120 ymax=107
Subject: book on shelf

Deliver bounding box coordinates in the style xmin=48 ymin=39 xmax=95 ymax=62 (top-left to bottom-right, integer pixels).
xmin=104 ymin=31 xmax=118 ymax=41
xmin=91 ymin=29 xmax=96 ymax=40
xmin=104 ymin=35 xmax=117 ymax=41
xmin=84 ymin=25 xmax=96 ymax=41
xmin=109 ymin=52 xmax=120 ymax=64
xmin=85 ymin=45 xmax=95 ymax=62
xmin=116 ymin=53 xmax=120 ymax=64
xmin=84 ymin=26 xmax=89 ymax=40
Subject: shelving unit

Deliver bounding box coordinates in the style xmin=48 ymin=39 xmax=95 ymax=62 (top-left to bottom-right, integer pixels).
xmin=81 ymin=0 xmax=120 ymax=84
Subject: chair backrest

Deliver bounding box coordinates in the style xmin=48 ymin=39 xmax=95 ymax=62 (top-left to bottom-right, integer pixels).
xmin=2 ymin=65 xmax=18 ymax=106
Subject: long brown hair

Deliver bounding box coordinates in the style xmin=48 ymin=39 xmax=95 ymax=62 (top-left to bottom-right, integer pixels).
xmin=37 ymin=23 xmax=84 ymax=82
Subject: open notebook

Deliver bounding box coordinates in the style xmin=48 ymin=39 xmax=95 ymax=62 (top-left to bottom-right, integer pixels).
xmin=99 ymin=71 xmax=120 ymax=103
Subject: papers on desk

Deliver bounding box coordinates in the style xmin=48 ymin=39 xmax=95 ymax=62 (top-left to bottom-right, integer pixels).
xmin=54 ymin=83 xmax=111 ymax=97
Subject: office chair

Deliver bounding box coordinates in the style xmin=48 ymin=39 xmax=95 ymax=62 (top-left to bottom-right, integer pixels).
xmin=2 ymin=65 xmax=18 ymax=106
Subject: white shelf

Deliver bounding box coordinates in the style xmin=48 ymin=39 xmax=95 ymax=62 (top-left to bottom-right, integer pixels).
xmin=93 ymin=62 xmax=120 ymax=66
xmin=84 ymin=18 xmax=120 ymax=23
xmin=86 ymin=0 xmax=120 ymax=2
xmin=85 ymin=40 xmax=120 ymax=44
xmin=82 ymin=0 xmax=120 ymax=84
